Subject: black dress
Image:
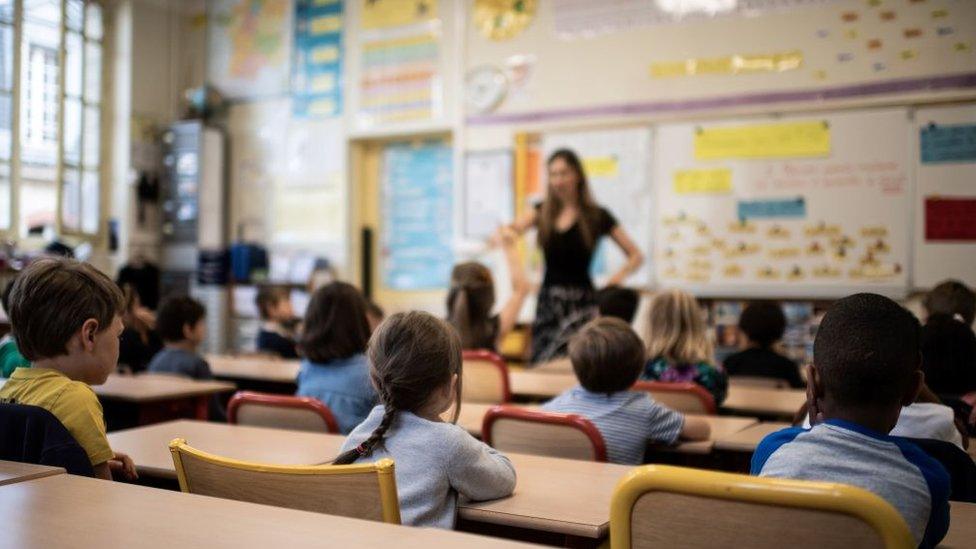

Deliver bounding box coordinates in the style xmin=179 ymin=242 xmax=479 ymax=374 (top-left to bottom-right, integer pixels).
xmin=531 ymin=206 xmax=618 ymax=363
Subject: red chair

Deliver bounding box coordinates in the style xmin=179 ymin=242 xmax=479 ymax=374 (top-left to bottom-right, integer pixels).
xmin=461 ymin=350 xmax=512 ymax=404
xmin=227 ymin=391 xmax=340 ymax=433
xmin=482 ymin=406 xmax=607 ymax=462
xmin=632 ymin=381 xmax=717 ymax=415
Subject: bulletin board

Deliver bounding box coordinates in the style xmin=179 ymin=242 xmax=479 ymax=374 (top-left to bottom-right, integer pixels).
xmin=653 ymin=108 xmax=912 ymax=298
xmin=913 ymin=104 xmax=976 ymax=289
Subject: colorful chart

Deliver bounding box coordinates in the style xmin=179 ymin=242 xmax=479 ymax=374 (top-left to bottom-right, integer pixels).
xmin=293 ymin=0 xmax=343 ymax=118
xmin=208 ymin=0 xmax=292 ymax=100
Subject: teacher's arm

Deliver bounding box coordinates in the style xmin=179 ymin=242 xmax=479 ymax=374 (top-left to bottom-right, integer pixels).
xmin=509 ymin=208 xmax=537 ymax=235
xmin=605 ymin=225 xmax=644 ymax=287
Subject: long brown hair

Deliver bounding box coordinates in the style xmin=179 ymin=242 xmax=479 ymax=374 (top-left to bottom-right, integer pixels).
xmin=333 ymin=311 xmax=463 ymax=464
xmin=299 ymin=282 xmax=371 ymax=363
xmin=538 ymin=149 xmax=602 ymax=249
xmin=446 ymin=262 xmax=496 ymax=350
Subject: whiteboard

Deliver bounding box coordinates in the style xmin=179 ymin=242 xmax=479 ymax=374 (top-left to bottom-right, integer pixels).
xmin=541 ymin=128 xmax=654 ymax=287
xmin=463 ymin=150 xmax=514 ymax=240
xmin=653 ymin=108 xmax=912 ymax=298
xmin=913 ymin=105 xmax=976 ymax=290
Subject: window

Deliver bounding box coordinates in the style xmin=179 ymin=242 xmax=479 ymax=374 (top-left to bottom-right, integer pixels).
xmin=0 ymin=0 xmax=104 ymax=238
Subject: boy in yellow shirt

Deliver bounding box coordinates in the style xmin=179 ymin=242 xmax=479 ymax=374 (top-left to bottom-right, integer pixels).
xmin=0 ymin=258 xmax=137 ymax=480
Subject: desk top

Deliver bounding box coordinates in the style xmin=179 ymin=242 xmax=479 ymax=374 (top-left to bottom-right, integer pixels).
xmin=714 ymin=422 xmax=793 ymax=452
xmin=207 ymin=355 xmax=300 ymax=384
xmin=720 ymin=386 xmax=805 ymax=418
xmin=108 ymin=419 xmax=632 ymax=538
xmin=0 ymin=460 xmax=64 ymax=487
xmin=943 ymin=502 xmax=976 ymax=548
xmin=0 ymin=474 xmax=536 ymax=548
xmin=508 ymin=370 xmax=576 ymax=399
xmin=95 ymin=374 xmax=236 ymax=403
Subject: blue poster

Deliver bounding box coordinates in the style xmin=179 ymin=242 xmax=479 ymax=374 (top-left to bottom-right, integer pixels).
xmin=383 ymin=141 xmax=454 ymax=290
xmin=737 ymin=197 xmax=806 ymax=220
xmin=921 ymin=123 xmax=976 ymax=164
xmin=293 ymin=0 xmax=343 ymax=118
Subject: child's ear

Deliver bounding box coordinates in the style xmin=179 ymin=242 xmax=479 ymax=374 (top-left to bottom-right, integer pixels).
xmin=182 ymin=322 xmax=194 ymax=341
xmin=81 ymin=318 xmax=100 ymax=350
xmin=903 ymin=370 xmax=924 ymax=407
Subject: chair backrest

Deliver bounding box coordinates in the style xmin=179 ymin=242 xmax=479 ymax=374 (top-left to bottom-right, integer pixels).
xmin=905 ymin=437 xmax=976 ymax=503
xmin=631 ymin=381 xmax=717 ymax=415
xmin=169 ymin=438 xmax=400 ymax=524
xmin=0 ymin=403 xmax=94 ymax=477
xmin=729 ymin=375 xmax=790 ymax=389
xmin=461 ymin=350 xmax=512 ymax=404
xmin=226 ymin=391 xmax=340 ymax=433
xmin=610 ymin=465 xmax=914 ymax=549
xmin=482 ymin=406 xmax=606 ymax=462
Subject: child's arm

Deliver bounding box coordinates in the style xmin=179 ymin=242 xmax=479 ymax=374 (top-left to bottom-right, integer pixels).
xmin=93 ymin=451 xmax=138 ymax=481
xmin=495 ymin=226 xmax=530 ymax=349
xmin=679 ymin=416 xmax=711 ymax=441
xmin=447 ymin=431 xmax=517 ymax=501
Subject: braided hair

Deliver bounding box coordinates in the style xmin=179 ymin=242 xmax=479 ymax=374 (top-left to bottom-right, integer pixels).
xmin=333 ymin=311 xmax=463 ymax=465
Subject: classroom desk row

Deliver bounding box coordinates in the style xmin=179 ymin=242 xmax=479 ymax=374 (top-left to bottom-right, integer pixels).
xmin=206 ymin=355 xmax=806 ymax=419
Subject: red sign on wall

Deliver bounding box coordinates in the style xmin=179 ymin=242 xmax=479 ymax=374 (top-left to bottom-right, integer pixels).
xmin=925 ymin=197 xmax=976 ymax=241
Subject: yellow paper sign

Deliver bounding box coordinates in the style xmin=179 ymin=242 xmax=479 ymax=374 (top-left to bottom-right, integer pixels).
xmin=694 ymin=121 xmax=831 ymax=160
xmin=311 ymin=14 xmax=342 ymax=34
xmin=650 ymin=50 xmax=802 ymax=78
xmin=361 ymin=0 xmax=437 ymax=30
xmin=311 ymin=45 xmax=340 ymax=63
xmin=674 ymin=168 xmax=732 ymax=194
xmin=583 ymin=156 xmax=619 ymax=178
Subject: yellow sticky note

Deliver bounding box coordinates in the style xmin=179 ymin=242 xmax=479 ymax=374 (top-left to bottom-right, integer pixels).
xmin=361 ymin=0 xmax=437 ymax=30
xmin=311 ymin=15 xmax=342 ymax=34
xmin=694 ymin=121 xmax=831 ymax=160
xmin=313 ymin=0 xmax=340 ymax=5
xmin=311 ymin=45 xmax=340 ymax=63
xmin=310 ymin=73 xmax=336 ymax=92
xmin=674 ymin=168 xmax=732 ymax=194
xmin=583 ymin=156 xmax=619 ymax=178
xmin=308 ymin=99 xmax=337 ymax=116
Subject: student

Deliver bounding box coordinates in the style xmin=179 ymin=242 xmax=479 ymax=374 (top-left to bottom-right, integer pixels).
xmin=117 ymin=284 xmax=162 ymax=373
xmin=366 ymin=300 xmax=385 ymax=333
xmin=147 ymin=295 xmax=212 ymax=379
xmin=723 ymin=301 xmax=804 ymax=388
xmin=542 ymin=317 xmax=710 ymax=464
xmin=753 ymin=293 xmax=950 ymax=548
xmin=254 ymin=286 xmax=299 ymax=359
xmin=335 ymin=311 xmax=516 ymax=529
xmin=0 ymin=281 xmax=29 ymax=377
xmin=595 ymin=286 xmax=640 ymax=323
xmin=641 ymin=289 xmax=729 ymax=405
xmin=921 ymin=314 xmax=976 ymax=433
xmin=296 ymin=282 xmax=377 ymax=434
xmin=0 ymin=258 xmax=137 ymax=481
xmin=446 ymin=227 xmax=528 ymax=352
xmin=923 ymin=279 xmax=975 ymax=326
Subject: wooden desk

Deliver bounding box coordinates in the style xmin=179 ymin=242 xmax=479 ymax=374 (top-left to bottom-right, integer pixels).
xmin=531 ymin=359 xmax=573 ymax=375
xmin=714 ymin=422 xmax=793 ymax=452
xmin=509 ymin=370 xmax=576 ymax=399
xmin=0 ymin=460 xmax=64 ymax=486
xmin=0 ymin=474 xmax=536 ymax=548
xmin=721 ymin=386 xmax=805 ymax=419
xmin=207 ymin=354 xmax=300 ymax=384
xmin=109 ymin=420 xmax=632 ymax=539
xmin=97 ymin=374 xmax=236 ymax=427
xmin=659 ymin=415 xmax=759 ymax=455
xmin=943 ymin=502 xmax=976 ymax=548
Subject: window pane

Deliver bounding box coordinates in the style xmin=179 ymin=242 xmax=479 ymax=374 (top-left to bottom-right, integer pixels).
xmin=64 ymin=98 xmax=81 ymax=165
xmin=84 ymin=40 xmax=100 ymax=103
xmin=66 ymin=0 xmax=83 ymax=31
xmin=61 ymin=168 xmax=80 ymax=232
xmin=85 ymin=3 xmax=102 ymax=40
xmin=20 ymin=22 xmax=60 ymax=169
xmin=0 ymin=1 xmax=12 ymax=23
xmin=25 ymin=0 xmax=61 ymax=26
xmin=0 ymin=163 xmax=10 ymax=230
xmin=0 ymin=93 xmax=10 ymax=160
xmin=83 ymin=105 xmax=99 ymax=168
xmin=0 ymin=24 xmax=11 ymax=91
xmin=81 ymin=169 xmax=98 ymax=234
xmin=20 ymin=179 xmax=56 ymax=235
xmin=65 ymin=32 xmax=82 ymax=97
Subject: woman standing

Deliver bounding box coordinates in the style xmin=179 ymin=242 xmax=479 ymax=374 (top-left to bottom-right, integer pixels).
xmin=511 ymin=149 xmax=644 ymax=363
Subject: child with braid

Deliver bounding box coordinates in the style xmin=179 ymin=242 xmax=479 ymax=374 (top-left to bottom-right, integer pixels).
xmin=335 ymin=311 xmax=516 ymax=528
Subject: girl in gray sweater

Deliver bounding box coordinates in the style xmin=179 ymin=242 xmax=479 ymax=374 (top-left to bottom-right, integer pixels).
xmin=335 ymin=311 xmax=517 ymax=529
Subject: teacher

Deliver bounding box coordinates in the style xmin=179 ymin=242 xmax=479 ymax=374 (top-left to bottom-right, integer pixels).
xmin=511 ymin=149 xmax=644 ymax=364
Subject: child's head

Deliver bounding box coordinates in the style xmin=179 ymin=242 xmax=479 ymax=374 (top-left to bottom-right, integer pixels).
xmin=921 ymin=313 xmax=976 ymax=396
xmin=596 ymin=286 xmax=640 ymax=323
xmin=300 ymin=282 xmax=370 ymax=363
xmin=255 ymin=286 xmax=294 ymax=322
xmin=738 ymin=301 xmax=787 ymax=349
xmin=812 ymin=293 xmax=921 ymax=425
xmin=923 ymin=280 xmax=975 ymax=325
xmin=644 ymin=288 xmax=713 ymax=366
xmin=8 ymin=258 xmax=125 ymax=384
xmin=366 ymin=300 xmax=385 ymax=333
xmin=333 ymin=311 xmax=462 ymax=465
xmin=446 ymin=262 xmax=496 ymax=349
xmin=569 ymin=317 xmax=645 ymax=394
xmin=156 ymin=295 xmax=207 ymax=346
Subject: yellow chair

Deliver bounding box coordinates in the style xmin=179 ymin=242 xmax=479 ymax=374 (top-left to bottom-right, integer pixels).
xmin=610 ymin=465 xmax=914 ymax=549
xmin=169 ymin=438 xmax=400 ymax=524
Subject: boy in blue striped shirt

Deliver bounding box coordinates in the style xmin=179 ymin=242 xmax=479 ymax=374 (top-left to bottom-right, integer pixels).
xmin=542 ymin=317 xmax=710 ymax=464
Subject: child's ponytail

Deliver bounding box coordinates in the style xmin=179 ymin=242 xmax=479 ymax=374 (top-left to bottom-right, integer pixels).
xmin=333 ymin=405 xmax=397 ymax=464
xmin=446 ymin=262 xmax=496 ymax=350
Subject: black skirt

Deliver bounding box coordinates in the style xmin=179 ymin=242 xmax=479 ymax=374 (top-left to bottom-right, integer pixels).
xmin=530 ymin=284 xmax=598 ymax=364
